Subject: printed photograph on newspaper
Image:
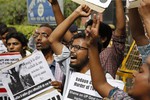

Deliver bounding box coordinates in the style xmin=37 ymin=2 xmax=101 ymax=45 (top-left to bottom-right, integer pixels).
xmin=0 ymin=51 xmax=55 ymax=100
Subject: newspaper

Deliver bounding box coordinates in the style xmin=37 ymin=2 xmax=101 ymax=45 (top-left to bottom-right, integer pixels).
xmin=0 ymin=52 xmax=22 ymax=99
xmin=0 ymin=40 xmax=7 ymax=53
xmin=0 ymin=51 xmax=56 ymax=100
xmin=0 ymin=52 xmax=22 ymax=70
xmin=0 ymin=92 xmax=10 ymax=100
xmin=31 ymin=88 xmax=62 ymax=100
xmin=64 ymin=72 xmax=124 ymax=100
xmin=126 ymin=0 xmax=140 ymax=9
xmin=72 ymin=0 xmax=112 ymax=13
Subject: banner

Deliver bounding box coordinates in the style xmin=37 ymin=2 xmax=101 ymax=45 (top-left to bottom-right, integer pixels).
xmin=126 ymin=0 xmax=140 ymax=9
xmin=0 ymin=52 xmax=22 ymax=70
xmin=72 ymin=0 xmax=112 ymax=13
xmin=64 ymin=72 xmax=124 ymax=100
xmin=1 ymin=51 xmax=56 ymax=100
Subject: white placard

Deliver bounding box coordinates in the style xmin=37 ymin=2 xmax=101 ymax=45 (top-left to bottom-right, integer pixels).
xmin=72 ymin=0 xmax=112 ymax=13
xmin=0 ymin=92 xmax=10 ymax=100
xmin=126 ymin=0 xmax=140 ymax=9
xmin=64 ymin=72 xmax=124 ymax=100
xmin=0 ymin=52 xmax=22 ymax=70
xmin=31 ymin=89 xmax=62 ymax=100
xmin=1 ymin=51 xmax=55 ymax=100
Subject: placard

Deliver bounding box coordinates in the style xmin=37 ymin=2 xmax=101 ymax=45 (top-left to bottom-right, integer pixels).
xmin=0 ymin=52 xmax=22 ymax=70
xmin=64 ymin=72 xmax=124 ymax=100
xmin=72 ymin=0 xmax=112 ymax=13
xmin=126 ymin=0 xmax=140 ymax=9
xmin=1 ymin=51 xmax=56 ymax=100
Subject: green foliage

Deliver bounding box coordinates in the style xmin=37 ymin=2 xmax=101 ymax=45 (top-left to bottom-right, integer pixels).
xmin=8 ymin=25 xmax=38 ymax=39
xmin=0 ymin=0 xmax=81 ymax=27
xmin=0 ymin=0 xmax=28 ymax=25
xmin=64 ymin=0 xmax=81 ymax=26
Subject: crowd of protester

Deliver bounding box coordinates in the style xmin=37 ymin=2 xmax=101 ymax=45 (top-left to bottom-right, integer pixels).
xmin=0 ymin=0 xmax=150 ymax=99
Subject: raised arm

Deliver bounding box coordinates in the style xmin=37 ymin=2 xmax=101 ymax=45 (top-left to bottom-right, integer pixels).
xmin=114 ymin=0 xmax=125 ymax=36
xmin=48 ymin=0 xmax=73 ymax=42
xmin=138 ymin=0 xmax=150 ymax=38
xmin=48 ymin=4 xmax=91 ymax=55
xmin=87 ymin=15 xmax=114 ymax=97
xmin=128 ymin=8 xmax=149 ymax=46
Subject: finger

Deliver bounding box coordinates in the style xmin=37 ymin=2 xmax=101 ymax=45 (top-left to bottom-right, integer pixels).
xmin=92 ymin=14 xmax=97 ymax=28
xmin=96 ymin=15 xmax=100 ymax=30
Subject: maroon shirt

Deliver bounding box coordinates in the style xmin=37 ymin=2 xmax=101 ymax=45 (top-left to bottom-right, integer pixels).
xmin=100 ymin=33 xmax=126 ymax=78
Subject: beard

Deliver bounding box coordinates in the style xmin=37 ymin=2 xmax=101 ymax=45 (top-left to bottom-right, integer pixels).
xmin=70 ymin=57 xmax=89 ymax=72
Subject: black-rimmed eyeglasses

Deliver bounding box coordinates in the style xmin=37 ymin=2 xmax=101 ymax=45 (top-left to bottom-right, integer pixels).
xmin=69 ymin=45 xmax=88 ymax=51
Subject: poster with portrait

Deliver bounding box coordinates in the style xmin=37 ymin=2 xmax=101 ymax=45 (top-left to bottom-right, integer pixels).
xmin=126 ymin=0 xmax=140 ymax=9
xmin=0 ymin=51 xmax=56 ymax=100
xmin=64 ymin=72 xmax=124 ymax=100
xmin=72 ymin=0 xmax=112 ymax=13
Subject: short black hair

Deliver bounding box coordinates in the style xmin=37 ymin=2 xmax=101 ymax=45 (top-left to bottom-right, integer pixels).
xmin=85 ymin=19 xmax=112 ymax=48
xmin=40 ymin=23 xmax=54 ymax=31
xmin=6 ymin=32 xmax=28 ymax=47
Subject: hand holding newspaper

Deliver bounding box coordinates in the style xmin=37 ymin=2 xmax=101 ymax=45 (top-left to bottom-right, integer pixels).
xmin=72 ymin=0 xmax=112 ymax=13
xmin=126 ymin=0 xmax=140 ymax=9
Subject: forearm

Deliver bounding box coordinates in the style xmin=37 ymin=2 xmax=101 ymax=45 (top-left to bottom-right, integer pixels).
xmin=128 ymin=8 xmax=149 ymax=45
xmin=143 ymin=18 xmax=150 ymax=38
xmin=51 ymin=1 xmax=73 ymax=42
xmin=115 ymin=0 xmax=125 ymax=36
xmin=49 ymin=11 xmax=79 ymax=42
xmin=88 ymin=42 xmax=113 ymax=97
xmin=51 ymin=0 xmax=65 ymax=24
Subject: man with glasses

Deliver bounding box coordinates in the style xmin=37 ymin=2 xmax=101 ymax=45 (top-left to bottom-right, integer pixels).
xmin=48 ymin=4 xmax=92 ymax=97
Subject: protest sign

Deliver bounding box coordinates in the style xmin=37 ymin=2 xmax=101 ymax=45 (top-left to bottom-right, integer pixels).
xmin=126 ymin=0 xmax=140 ymax=9
xmin=72 ymin=0 xmax=112 ymax=13
xmin=0 ymin=92 xmax=10 ymax=100
xmin=0 ymin=52 xmax=22 ymax=70
xmin=1 ymin=51 xmax=56 ymax=100
xmin=64 ymin=72 xmax=124 ymax=100
xmin=0 ymin=52 xmax=22 ymax=100
xmin=0 ymin=40 xmax=7 ymax=53
xmin=31 ymin=88 xmax=62 ymax=100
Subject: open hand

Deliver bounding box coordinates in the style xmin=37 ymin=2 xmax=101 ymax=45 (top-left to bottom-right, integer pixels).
xmin=86 ymin=14 xmax=100 ymax=46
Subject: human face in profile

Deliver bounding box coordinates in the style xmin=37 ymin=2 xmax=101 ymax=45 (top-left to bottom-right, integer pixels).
xmin=128 ymin=56 xmax=150 ymax=99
